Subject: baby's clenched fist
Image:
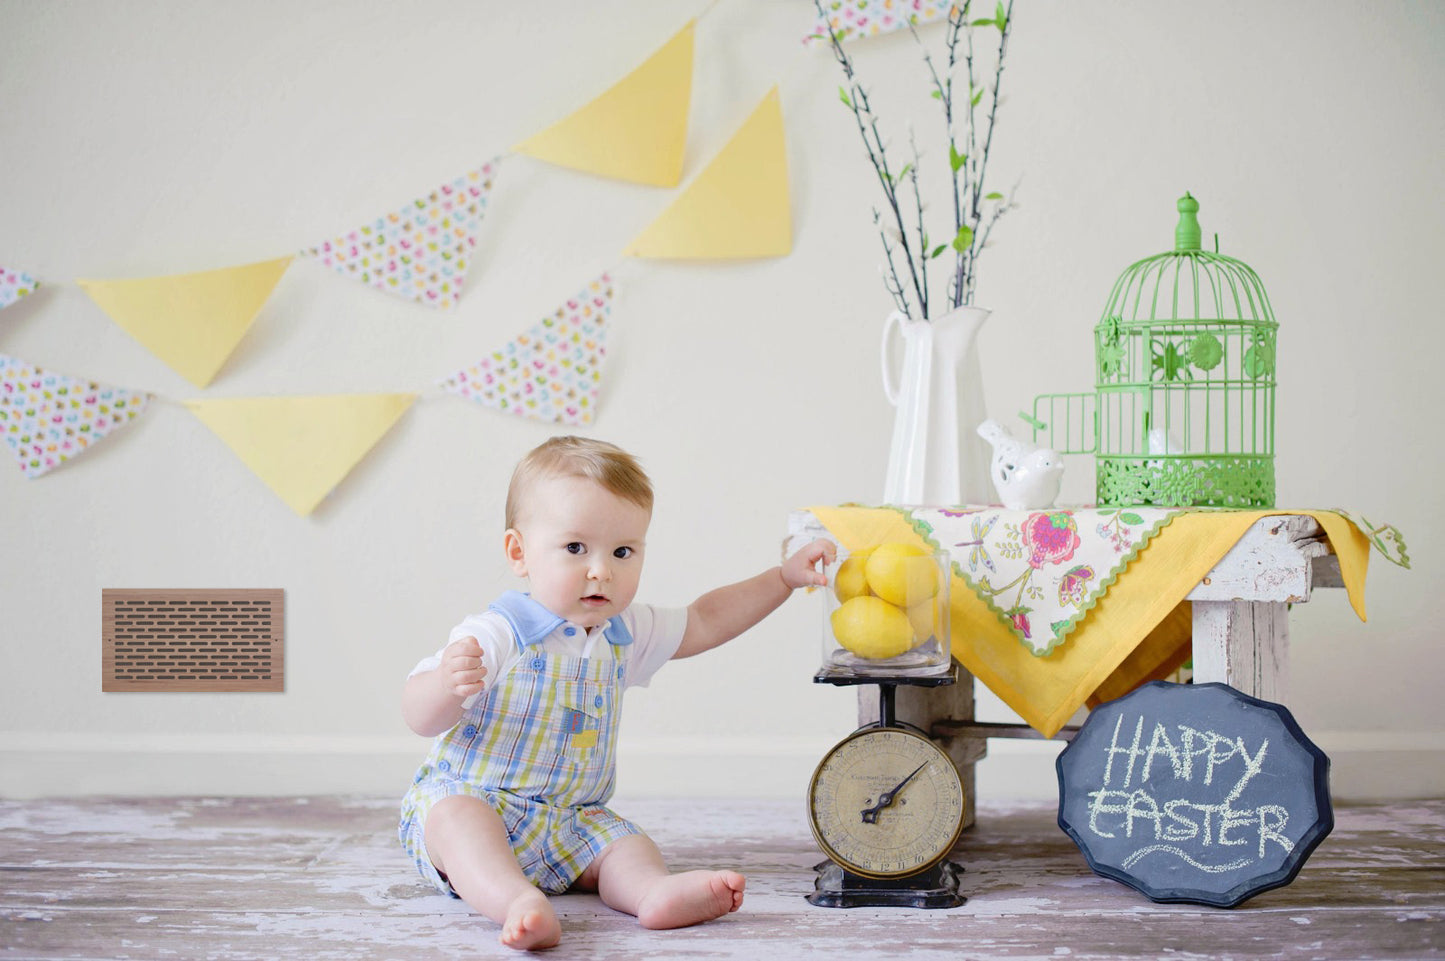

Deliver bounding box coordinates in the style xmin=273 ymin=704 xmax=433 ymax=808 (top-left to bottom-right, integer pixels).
xmin=441 ymin=636 xmax=488 ymax=698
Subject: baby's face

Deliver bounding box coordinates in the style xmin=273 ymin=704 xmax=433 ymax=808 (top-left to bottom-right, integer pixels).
xmin=507 ymin=474 xmax=651 ymax=628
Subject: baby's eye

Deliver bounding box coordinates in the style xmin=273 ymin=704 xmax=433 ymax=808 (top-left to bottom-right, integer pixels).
xmin=613 ymin=546 xmax=634 ymax=559
xmin=566 ymin=542 xmax=586 ymax=555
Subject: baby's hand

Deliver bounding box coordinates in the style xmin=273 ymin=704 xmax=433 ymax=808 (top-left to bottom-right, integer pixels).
xmin=440 ymin=636 xmax=488 ymax=699
xmin=781 ymin=538 xmax=837 ymax=590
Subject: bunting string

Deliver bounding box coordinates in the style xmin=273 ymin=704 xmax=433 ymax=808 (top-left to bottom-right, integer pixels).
xmin=0 ymin=269 xmax=616 ymax=512
xmin=2 ymin=1 xmax=944 ymax=513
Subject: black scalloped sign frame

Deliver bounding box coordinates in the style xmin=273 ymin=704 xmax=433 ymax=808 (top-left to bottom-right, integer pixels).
xmin=1056 ymin=681 xmax=1332 ymax=908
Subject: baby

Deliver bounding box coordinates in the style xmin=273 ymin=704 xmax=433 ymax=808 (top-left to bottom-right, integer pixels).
xmin=399 ymin=435 xmax=833 ymax=950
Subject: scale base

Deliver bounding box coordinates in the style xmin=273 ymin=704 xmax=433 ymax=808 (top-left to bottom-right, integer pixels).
xmin=806 ymin=859 xmax=967 ymax=909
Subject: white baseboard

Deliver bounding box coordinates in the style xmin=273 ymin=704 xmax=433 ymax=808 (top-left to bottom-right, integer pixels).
xmin=0 ymin=733 xmax=427 ymax=800
xmin=1 ymin=731 xmax=1441 ymax=801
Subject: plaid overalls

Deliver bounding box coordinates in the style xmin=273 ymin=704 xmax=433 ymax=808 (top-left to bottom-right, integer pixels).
xmin=399 ymin=593 xmax=644 ymax=895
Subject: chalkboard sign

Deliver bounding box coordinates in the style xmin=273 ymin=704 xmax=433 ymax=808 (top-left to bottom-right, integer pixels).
xmin=1056 ymin=681 xmax=1332 ymax=908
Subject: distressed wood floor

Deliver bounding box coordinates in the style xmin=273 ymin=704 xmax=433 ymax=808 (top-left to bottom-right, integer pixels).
xmin=1 ymin=796 xmax=1441 ymax=960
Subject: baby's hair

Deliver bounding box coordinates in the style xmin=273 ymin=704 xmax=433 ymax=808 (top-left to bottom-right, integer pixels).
xmin=505 ymin=435 xmax=654 ymax=529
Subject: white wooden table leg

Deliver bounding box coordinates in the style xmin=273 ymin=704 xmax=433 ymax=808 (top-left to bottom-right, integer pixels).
xmin=1190 ymin=599 xmax=1290 ymax=702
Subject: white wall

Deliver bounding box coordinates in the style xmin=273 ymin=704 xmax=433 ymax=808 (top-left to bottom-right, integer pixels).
xmin=1 ymin=0 xmax=1440 ymax=802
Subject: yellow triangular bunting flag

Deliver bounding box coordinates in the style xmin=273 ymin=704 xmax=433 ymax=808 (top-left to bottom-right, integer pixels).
xmin=185 ymin=393 xmax=415 ymax=516
xmin=78 ymin=257 xmax=292 ymax=388
xmin=624 ymin=87 xmax=791 ymax=259
xmin=513 ymin=21 xmax=694 ymax=186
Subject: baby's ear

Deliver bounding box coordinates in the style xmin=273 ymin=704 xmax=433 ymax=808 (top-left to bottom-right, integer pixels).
xmin=503 ymin=529 xmax=528 ymax=576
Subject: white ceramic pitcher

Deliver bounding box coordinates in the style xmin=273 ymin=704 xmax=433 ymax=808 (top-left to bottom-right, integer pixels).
xmin=881 ymin=304 xmax=991 ymax=506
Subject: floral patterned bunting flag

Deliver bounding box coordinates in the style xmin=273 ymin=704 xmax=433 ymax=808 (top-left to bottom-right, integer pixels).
xmin=806 ymin=0 xmax=952 ymax=44
xmin=302 ymin=160 xmax=499 ymax=309
xmin=0 ymin=354 xmax=150 ymax=478
xmin=1 ymin=268 xmax=40 ymax=311
xmin=439 ymin=274 xmax=613 ymax=426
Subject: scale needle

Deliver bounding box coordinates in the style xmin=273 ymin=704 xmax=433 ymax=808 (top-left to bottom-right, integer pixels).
xmin=860 ymin=762 xmax=928 ymax=824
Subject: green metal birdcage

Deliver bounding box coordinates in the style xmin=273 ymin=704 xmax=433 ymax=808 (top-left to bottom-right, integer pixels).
xmin=1031 ymin=193 xmax=1278 ymax=508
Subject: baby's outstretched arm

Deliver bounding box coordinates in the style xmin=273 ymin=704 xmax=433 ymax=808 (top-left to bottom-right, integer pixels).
xmin=401 ymin=636 xmax=488 ymax=737
xmin=673 ymin=539 xmax=836 ymax=660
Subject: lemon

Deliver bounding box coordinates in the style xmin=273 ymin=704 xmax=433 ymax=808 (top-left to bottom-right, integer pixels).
xmin=833 ymin=549 xmax=874 ymax=603
xmin=830 ymin=596 xmax=914 ymax=660
xmin=906 ymin=598 xmax=942 ymax=645
xmin=865 ymin=543 xmax=940 ymax=607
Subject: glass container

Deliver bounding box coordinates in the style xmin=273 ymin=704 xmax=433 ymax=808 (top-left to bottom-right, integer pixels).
xmin=820 ymin=545 xmax=951 ymax=676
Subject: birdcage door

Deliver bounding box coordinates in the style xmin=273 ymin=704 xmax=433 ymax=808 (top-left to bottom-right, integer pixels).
xmin=1027 ymin=392 xmax=1096 ymax=454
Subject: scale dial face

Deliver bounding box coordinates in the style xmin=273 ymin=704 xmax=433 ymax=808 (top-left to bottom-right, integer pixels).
xmin=808 ymin=726 xmax=966 ymax=879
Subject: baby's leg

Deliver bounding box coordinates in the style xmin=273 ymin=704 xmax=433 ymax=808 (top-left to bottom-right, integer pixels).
xmin=424 ymin=795 xmax=560 ymax=950
xmin=579 ymin=834 xmax=745 ymax=930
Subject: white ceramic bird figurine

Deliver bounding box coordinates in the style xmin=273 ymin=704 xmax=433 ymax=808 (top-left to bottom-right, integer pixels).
xmin=976 ymin=419 xmax=1065 ymax=510
xmin=1147 ymin=429 xmax=1185 ymax=456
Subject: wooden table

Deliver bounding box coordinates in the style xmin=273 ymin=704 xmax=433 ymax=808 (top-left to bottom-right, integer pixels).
xmin=787 ymin=511 xmax=1344 ymax=823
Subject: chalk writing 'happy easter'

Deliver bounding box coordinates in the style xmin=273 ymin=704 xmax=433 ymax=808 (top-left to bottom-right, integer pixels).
xmin=1086 ymin=713 xmax=1296 ymax=873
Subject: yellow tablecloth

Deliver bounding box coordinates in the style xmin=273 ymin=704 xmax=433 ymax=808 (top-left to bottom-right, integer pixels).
xmin=807 ymin=507 xmax=1374 ymax=738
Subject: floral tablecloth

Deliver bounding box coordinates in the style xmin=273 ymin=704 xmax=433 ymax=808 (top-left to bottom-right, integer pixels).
xmin=905 ymin=506 xmax=1176 ymax=656
xmin=803 ymin=505 xmax=1408 ymax=736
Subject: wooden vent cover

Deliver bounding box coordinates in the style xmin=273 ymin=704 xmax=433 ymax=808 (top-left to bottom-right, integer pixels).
xmin=102 ymin=589 xmax=284 ymax=692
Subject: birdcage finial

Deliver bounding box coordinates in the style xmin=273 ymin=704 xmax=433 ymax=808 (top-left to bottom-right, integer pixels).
xmin=1175 ymin=192 xmax=1202 ymax=252
xmin=1167 ymin=190 xmax=1202 ymax=251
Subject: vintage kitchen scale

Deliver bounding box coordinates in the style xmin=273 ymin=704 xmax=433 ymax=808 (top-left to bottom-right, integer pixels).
xmin=806 ymin=544 xmax=967 ymax=907
xmin=807 ymin=663 xmax=968 ymax=908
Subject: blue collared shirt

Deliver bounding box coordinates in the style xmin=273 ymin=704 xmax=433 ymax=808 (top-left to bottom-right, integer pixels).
xmin=409 ymin=594 xmax=687 ymax=703
xmin=487 ymin=590 xmax=634 ymax=648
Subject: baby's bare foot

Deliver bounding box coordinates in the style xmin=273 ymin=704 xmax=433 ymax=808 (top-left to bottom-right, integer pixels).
xmin=499 ymin=893 xmax=560 ymax=951
xmin=636 ymin=870 xmax=746 ymax=930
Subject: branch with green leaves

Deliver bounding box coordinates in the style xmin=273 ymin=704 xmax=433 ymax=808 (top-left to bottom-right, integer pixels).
xmin=817 ymin=0 xmax=1017 ymax=319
